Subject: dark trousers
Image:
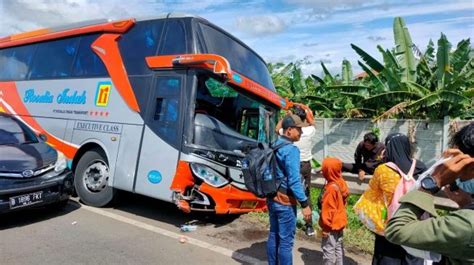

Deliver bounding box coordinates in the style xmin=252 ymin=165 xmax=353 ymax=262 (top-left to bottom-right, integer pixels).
xmin=342 ymin=163 xmax=375 ymax=175
xmin=372 ymin=234 xmax=424 ymax=265
xmin=300 ymin=160 xmax=312 ymax=226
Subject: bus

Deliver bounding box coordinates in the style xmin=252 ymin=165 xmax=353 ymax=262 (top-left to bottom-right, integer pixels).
xmin=0 ymin=13 xmax=292 ymax=214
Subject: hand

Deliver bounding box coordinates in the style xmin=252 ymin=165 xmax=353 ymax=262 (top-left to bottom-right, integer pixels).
xmin=294 ymin=103 xmax=315 ymax=124
xmin=358 ymin=170 xmax=366 ymax=181
xmin=321 ymin=231 xmax=330 ymax=238
xmin=301 ymin=206 xmax=312 ymax=222
xmin=433 ymin=149 xmax=474 ymax=186
xmin=443 ymin=185 xmax=473 ymax=208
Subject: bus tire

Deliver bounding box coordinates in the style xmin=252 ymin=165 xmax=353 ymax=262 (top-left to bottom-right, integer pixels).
xmin=74 ymin=149 xmax=115 ymax=207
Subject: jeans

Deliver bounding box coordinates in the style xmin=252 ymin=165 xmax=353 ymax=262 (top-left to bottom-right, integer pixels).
xmin=267 ymin=199 xmax=297 ymax=265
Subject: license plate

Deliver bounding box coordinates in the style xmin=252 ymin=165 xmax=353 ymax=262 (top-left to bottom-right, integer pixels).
xmin=9 ymin=191 xmax=43 ymax=209
xmin=240 ymin=200 xmax=257 ymax=209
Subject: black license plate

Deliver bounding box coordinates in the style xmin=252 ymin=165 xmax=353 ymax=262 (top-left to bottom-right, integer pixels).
xmin=9 ymin=191 xmax=43 ymax=209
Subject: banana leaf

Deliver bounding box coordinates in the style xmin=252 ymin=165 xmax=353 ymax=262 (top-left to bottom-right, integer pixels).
xmin=311 ymin=74 xmax=326 ymax=86
xmin=463 ymin=88 xmax=474 ymax=98
xmin=393 ymin=17 xmax=417 ymax=82
xmin=404 ymin=81 xmax=431 ymax=97
xmin=436 ymin=33 xmax=452 ymax=90
xmin=358 ymin=61 xmax=388 ymax=92
xmin=451 ymin=39 xmax=470 ymax=73
xmin=342 ymin=60 xmax=353 ymax=85
xmin=362 ymin=91 xmax=418 ymax=103
xmin=321 ymin=62 xmax=335 ymax=84
xmin=351 ymin=43 xmax=385 ymax=72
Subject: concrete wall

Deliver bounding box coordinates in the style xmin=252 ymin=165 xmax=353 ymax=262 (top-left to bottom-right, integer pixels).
xmin=310 ymin=118 xmax=472 ymax=167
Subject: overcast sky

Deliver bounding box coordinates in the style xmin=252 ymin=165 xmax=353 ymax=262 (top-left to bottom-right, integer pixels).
xmin=0 ymin=0 xmax=473 ymax=76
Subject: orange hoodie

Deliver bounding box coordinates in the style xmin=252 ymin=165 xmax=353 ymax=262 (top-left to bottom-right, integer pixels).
xmin=319 ymin=157 xmax=349 ymax=232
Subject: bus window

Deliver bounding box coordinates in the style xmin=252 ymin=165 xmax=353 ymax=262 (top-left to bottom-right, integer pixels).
xmin=198 ymin=22 xmax=275 ymax=91
xmin=240 ymin=110 xmax=259 ymax=140
xmin=0 ymin=44 xmax=37 ymax=81
xmin=193 ymin=75 xmax=277 ymax=152
xmin=72 ymin=34 xmax=108 ymax=77
xmin=119 ymin=20 xmax=165 ymax=75
xmin=29 ymin=37 xmax=80 ymax=79
xmin=160 ymin=19 xmax=187 ymax=55
xmin=149 ymin=77 xmax=181 ymax=147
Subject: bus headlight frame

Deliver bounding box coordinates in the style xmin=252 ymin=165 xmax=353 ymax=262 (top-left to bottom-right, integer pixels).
xmin=190 ymin=163 xmax=229 ymax=188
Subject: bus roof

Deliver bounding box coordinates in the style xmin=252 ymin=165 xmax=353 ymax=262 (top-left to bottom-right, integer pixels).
xmin=0 ymin=13 xmax=269 ymax=78
xmin=0 ymin=13 xmax=205 ymax=49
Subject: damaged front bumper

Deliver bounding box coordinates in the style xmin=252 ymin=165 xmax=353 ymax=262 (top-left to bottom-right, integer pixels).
xmin=170 ymin=161 xmax=266 ymax=214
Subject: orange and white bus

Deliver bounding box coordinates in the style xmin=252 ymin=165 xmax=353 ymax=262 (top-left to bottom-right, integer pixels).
xmin=0 ymin=13 xmax=291 ymax=214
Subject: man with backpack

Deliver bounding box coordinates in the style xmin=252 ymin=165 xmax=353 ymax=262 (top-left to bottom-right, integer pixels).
xmin=275 ymin=104 xmax=317 ymax=236
xmin=267 ymin=114 xmax=312 ymax=265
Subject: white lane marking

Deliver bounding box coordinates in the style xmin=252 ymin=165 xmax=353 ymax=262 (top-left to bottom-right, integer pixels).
xmin=78 ymin=203 xmax=265 ymax=265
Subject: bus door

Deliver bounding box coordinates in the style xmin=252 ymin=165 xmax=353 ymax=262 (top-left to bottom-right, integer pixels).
xmin=134 ymin=73 xmax=185 ymax=201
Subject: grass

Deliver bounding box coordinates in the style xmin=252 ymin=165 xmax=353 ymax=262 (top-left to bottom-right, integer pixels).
xmin=247 ymin=187 xmax=375 ymax=254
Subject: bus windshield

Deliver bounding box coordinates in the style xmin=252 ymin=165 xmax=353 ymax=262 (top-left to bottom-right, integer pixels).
xmin=193 ymin=75 xmax=277 ymax=153
xmin=199 ymin=22 xmax=275 ymax=92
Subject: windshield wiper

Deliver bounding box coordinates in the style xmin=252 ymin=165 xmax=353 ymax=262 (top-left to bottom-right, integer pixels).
xmin=21 ymin=141 xmax=38 ymax=145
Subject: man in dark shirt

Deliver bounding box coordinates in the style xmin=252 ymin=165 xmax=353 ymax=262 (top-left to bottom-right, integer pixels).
xmin=342 ymin=132 xmax=385 ymax=180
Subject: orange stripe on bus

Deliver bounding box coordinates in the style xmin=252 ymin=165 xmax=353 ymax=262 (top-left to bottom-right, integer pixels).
xmin=92 ymin=34 xmax=140 ymax=113
xmin=0 ymin=82 xmax=78 ymax=159
xmin=170 ymin=161 xmax=195 ymax=193
xmin=0 ymin=19 xmax=135 ymax=49
xmin=10 ymin=28 xmax=51 ymax=41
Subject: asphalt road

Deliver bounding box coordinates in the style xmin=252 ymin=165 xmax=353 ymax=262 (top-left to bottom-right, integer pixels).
xmin=0 ymin=192 xmax=369 ymax=265
xmin=0 ymin=200 xmax=246 ymax=265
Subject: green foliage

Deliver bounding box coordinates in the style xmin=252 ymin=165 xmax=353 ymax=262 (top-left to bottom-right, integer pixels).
xmin=371 ymin=126 xmax=381 ymax=138
xmin=311 ymin=159 xmax=321 ymax=169
xmin=269 ymin=16 xmax=473 ymax=120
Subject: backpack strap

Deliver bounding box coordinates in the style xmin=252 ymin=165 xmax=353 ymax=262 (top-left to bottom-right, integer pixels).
xmin=270 ymin=141 xmax=291 ymax=151
xmin=385 ymin=160 xmax=417 ymax=180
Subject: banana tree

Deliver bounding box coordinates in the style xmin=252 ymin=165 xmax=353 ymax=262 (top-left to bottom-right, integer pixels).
xmin=351 ymin=17 xmax=473 ymax=120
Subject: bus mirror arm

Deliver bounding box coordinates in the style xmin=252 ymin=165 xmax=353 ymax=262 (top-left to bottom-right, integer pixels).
xmin=146 ymin=54 xmax=290 ymax=109
xmin=146 ymin=54 xmax=232 ymax=80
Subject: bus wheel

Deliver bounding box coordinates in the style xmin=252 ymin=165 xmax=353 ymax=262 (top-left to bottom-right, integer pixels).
xmin=74 ymin=149 xmax=115 ymax=207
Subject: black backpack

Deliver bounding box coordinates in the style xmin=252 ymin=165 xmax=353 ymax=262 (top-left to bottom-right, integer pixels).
xmin=241 ymin=141 xmax=289 ymax=198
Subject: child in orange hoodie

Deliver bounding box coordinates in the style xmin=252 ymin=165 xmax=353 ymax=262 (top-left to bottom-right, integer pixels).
xmin=318 ymin=157 xmax=349 ymax=265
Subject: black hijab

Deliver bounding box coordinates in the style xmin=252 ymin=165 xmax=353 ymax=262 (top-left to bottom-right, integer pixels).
xmin=384 ymin=133 xmax=426 ymax=178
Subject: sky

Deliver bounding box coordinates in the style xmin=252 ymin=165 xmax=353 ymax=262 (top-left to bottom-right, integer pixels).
xmin=0 ymin=0 xmax=473 ymax=76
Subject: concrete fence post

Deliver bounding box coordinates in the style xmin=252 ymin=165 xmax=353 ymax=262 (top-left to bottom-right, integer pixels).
xmin=323 ymin=119 xmax=328 ymax=158
xmin=442 ymin=116 xmax=450 ymax=152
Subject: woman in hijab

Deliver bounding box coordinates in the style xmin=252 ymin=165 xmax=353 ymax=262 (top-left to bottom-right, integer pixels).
xmin=354 ymin=133 xmax=427 ymax=265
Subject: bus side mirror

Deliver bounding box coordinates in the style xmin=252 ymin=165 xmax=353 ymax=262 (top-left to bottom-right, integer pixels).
xmin=146 ymin=54 xmax=232 ymax=81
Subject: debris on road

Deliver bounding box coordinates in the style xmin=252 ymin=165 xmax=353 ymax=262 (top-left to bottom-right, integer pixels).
xmin=180 ymin=224 xmax=197 ymax=232
xmin=179 ymin=236 xmax=187 ymax=243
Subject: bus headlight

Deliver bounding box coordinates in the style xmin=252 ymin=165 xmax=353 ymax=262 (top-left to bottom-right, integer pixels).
xmin=190 ymin=163 xmax=229 ymax=188
xmin=54 ymin=151 xmax=67 ymax=173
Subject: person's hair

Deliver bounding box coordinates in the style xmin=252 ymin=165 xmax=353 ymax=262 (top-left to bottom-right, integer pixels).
xmin=450 ymin=122 xmax=474 ymax=156
xmin=363 ymin=132 xmax=378 ymax=144
xmin=292 ymin=106 xmax=306 ymax=122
